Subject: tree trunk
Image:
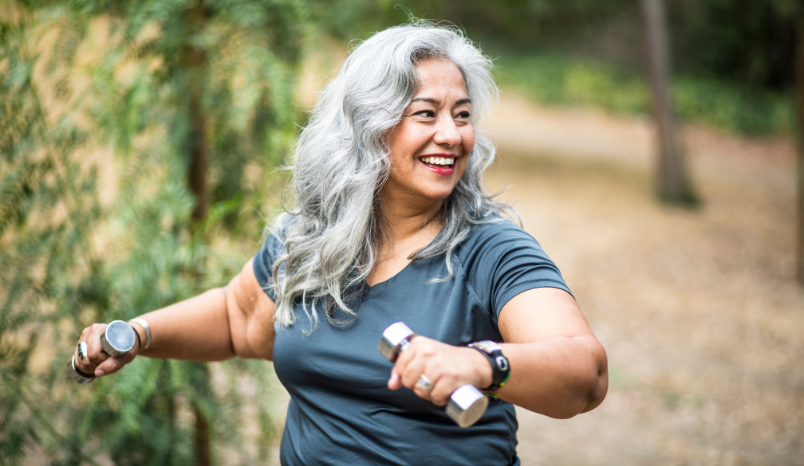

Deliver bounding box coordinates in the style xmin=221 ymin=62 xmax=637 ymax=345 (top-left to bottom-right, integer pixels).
xmin=186 ymin=3 xmax=208 ymax=227
xmin=193 ymin=400 xmax=212 ymax=466
xmin=184 ymin=1 xmax=213 ymax=465
xmin=640 ymin=0 xmax=698 ymax=205
xmin=796 ymin=12 xmax=804 ymax=285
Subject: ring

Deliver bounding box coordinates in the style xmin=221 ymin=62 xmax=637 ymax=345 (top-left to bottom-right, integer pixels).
xmin=416 ymin=374 xmax=434 ymax=392
xmin=77 ymin=342 xmax=88 ymax=360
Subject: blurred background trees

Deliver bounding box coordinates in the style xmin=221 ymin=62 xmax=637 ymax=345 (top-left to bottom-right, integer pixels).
xmin=1 ymin=0 xmax=802 ymax=464
xmin=791 ymin=1 xmax=804 ymax=285
xmin=640 ymin=0 xmax=696 ymax=205
xmin=310 ymin=0 xmax=796 ymax=135
xmin=2 ymin=1 xmax=305 ymax=464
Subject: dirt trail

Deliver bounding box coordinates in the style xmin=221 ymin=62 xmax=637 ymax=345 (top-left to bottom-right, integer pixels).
xmin=485 ymin=93 xmax=803 ymax=465
xmin=487 ymin=90 xmax=795 ymax=182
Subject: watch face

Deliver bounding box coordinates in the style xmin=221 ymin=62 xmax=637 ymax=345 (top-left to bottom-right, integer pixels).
xmin=475 ymin=340 xmax=502 ymax=353
xmin=495 ymin=355 xmax=509 ymax=372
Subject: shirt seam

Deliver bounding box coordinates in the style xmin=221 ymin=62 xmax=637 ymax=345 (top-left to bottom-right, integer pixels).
xmin=451 ymin=253 xmax=493 ymax=320
xmin=494 ymin=279 xmax=572 ymax=316
xmin=252 ymin=254 xmax=278 ymax=302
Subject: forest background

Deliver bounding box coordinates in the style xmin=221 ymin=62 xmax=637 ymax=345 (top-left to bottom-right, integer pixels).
xmin=1 ymin=0 xmax=801 ymax=465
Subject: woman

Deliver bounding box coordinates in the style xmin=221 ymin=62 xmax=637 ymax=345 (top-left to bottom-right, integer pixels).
xmin=73 ymin=22 xmax=608 ymax=465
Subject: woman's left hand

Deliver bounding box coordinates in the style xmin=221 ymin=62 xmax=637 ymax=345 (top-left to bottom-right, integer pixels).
xmin=387 ymin=336 xmax=492 ymax=406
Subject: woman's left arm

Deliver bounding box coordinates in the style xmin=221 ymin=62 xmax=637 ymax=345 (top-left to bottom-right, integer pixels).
xmin=493 ymin=287 xmax=608 ymax=418
xmin=389 ymin=287 xmax=607 ymax=419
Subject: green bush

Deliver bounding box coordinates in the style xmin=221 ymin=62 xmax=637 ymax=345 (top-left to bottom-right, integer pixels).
xmin=0 ymin=1 xmax=306 ymax=464
xmin=497 ymin=54 xmax=794 ymax=136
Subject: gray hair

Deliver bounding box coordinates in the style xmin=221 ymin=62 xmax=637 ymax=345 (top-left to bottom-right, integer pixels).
xmin=270 ymin=21 xmax=514 ymax=329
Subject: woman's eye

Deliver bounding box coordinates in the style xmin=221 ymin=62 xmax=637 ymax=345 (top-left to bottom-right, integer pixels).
xmin=456 ymin=111 xmax=471 ymax=119
xmin=414 ymin=110 xmax=435 ymax=118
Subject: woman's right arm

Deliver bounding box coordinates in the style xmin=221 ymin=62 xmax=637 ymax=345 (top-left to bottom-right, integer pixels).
xmin=73 ymin=258 xmax=277 ymax=378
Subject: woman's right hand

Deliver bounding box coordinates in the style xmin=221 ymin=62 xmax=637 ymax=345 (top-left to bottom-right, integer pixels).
xmin=73 ymin=323 xmax=139 ymax=378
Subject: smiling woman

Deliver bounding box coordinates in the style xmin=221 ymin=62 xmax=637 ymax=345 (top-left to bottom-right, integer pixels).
xmin=70 ymin=21 xmax=608 ymax=466
xmin=383 ymin=59 xmax=476 ymax=207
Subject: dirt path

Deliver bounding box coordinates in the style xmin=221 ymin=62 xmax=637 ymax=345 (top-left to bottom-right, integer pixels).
xmin=487 ymin=90 xmax=795 ymax=181
xmin=485 ymin=93 xmax=803 ymax=465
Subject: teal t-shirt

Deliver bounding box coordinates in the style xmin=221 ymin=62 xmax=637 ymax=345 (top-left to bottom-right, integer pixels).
xmin=253 ymin=216 xmax=571 ymax=466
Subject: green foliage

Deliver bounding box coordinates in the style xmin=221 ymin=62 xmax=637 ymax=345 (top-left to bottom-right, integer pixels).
xmin=497 ymin=54 xmax=795 ymax=136
xmin=669 ymin=0 xmax=797 ymax=91
xmin=312 ymin=0 xmax=798 ymax=136
xmin=497 ymin=55 xmax=648 ymax=114
xmin=1 ymin=0 xmax=306 ymax=464
xmin=308 ymin=0 xmax=625 ymax=48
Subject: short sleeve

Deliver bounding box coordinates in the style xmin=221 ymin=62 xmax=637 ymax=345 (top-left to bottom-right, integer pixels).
xmin=460 ymin=219 xmax=572 ymax=319
xmin=252 ymin=232 xmax=284 ymax=302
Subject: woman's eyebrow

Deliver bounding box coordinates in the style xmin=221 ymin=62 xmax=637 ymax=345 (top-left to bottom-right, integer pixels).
xmin=409 ymin=97 xmax=472 ymax=105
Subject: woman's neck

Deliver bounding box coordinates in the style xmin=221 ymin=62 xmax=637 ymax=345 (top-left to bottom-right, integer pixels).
xmin=367 ymin=199 xmax=444 ymax=286
xmin=379 ymin=199 xmax=443 ymax=247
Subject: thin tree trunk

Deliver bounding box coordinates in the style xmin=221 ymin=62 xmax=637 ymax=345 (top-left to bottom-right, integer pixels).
xmin=796 ymin=12 xmax=804 ymax=285
xmin=193 ymin=400 xmax=212 ymax=466
xmin=186 ymin=8 xmax=208 ymax=227
xmin=640 ymin=0 xmax=698 ymax=205
xmin=184 ymin=1 xmax=212 ymax=465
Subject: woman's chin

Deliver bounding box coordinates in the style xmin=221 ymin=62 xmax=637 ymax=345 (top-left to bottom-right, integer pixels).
xmin=417 ymin=186 xmax=458 ymax=206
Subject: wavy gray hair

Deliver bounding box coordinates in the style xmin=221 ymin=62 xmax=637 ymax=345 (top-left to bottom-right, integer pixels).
xmin=269 ymin=21 xmax=514 ymax=329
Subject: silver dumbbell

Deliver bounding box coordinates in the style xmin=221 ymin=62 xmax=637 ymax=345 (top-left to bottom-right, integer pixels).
xmin=378 ymin=322 xmax=489 ymax=428
xmin=67 ymin=320 xmax=137 ymax=383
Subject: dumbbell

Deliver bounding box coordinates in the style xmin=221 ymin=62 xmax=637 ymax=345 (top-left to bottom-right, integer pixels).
xmin=67 ymin=320 xmax=137 ymax=383
xmin=378 ymin=322 xmax=489 ymax=428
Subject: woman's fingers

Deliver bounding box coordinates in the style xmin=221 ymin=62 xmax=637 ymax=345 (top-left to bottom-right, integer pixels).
xmin=389 ymin=366 xmax=446 ymax=405
xmin=412 ymin=372 xmax=442 ymax=403
xmin=96 ymin=351 xmax=136 ymax=376
xmin=387 ymin=369 xmax=402 ymax=390
xmin=390 ymin=336 xmax=482 ymax=405
xmin=388 ymin=337 xmax=426 ymax=392
xmin=74 ymin=323 xmax=136 ymax=378
xmin=86 ymin=326 xmax=109 ymax=366
xmin=75 ymin=324 xmax=105 ymax=375
xmin=399 ymin=349 xmax=427 ymax=391
xmin=427 ymin=374 xmax=455 ymax=406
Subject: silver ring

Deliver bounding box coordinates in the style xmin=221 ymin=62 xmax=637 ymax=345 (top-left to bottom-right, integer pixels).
xmin=416 ymin=374 xmax=434 ymax=392
xmin=77 ymin=342 xmax=88 ymax=360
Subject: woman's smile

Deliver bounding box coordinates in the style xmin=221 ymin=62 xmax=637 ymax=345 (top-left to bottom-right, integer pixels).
xmin=419 ymin=153 xmax=459 ymax=175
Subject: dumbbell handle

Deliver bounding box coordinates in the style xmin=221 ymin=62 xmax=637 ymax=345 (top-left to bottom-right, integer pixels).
xmin=378 ymin=322 xmax=489 ymax=428
xmin=67 ymin=320 xmax=137 ymax=384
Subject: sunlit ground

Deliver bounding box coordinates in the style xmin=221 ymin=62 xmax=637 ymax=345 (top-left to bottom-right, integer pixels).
xmin=483 ymin=101 xmax=802 ymax=465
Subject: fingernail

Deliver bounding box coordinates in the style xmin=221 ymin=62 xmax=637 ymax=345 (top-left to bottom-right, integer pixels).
xmin=95 ymin=369 xmax=106 ymax=377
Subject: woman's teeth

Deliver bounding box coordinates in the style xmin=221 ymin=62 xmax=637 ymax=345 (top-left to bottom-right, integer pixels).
xmin=421 ymin=156 xmax=454 ymax=166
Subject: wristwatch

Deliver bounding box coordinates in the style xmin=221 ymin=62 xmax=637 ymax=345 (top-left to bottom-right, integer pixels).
xmin=468 ymin=340 xmax=510 ymax=392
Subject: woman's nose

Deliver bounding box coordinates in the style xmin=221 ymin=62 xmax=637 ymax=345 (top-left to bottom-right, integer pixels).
xmin=433 ymin=117 xmax=461 ymax=147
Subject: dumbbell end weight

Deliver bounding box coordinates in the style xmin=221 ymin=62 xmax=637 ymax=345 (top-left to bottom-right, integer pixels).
xmin=100 ymin=320 xmax=137 ymax=356
xmin=67 ymin=355 xmax=95 ymax=383
xmin=447 ymin=385 xmax=489 ymax=428
xmin=378 ymin=322 xmax=415 ymax=362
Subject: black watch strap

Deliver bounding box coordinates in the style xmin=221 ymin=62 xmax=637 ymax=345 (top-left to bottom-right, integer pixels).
xmin=469 ymin=340 xmax=510 ymax=392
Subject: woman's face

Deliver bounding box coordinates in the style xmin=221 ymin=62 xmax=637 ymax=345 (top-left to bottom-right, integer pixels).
xmin=381 ymin=59 xmax=475 ymax=212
